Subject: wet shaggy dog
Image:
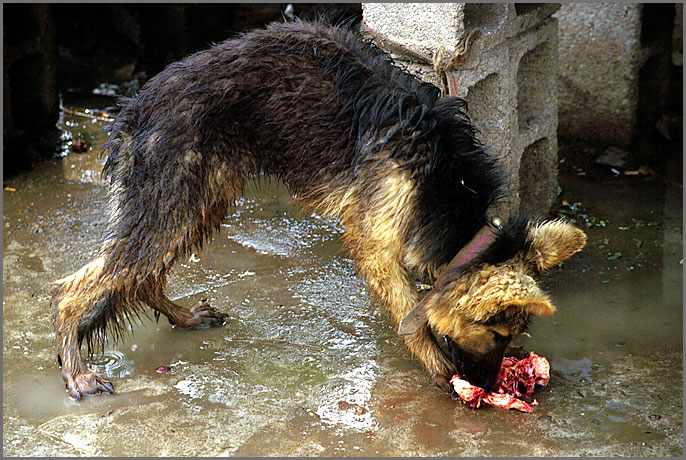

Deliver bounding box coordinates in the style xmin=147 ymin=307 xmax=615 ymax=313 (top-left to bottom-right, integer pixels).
xmin=51 ymin=21 xmax=586 ymax=399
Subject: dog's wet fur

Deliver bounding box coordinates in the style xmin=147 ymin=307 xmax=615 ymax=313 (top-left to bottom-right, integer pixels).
xmin=50 ymin=21 xmax=586 ymax=399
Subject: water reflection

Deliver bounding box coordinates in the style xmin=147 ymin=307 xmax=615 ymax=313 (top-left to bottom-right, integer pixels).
xmin=88 ymin=350 xmax=134 ymax=380
xmin=1 ymin=103 xmax=682 ymax=456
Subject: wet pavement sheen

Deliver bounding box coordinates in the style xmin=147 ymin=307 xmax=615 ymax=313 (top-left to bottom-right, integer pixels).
xmin=2 ymin=111 xmax=683 ymax=456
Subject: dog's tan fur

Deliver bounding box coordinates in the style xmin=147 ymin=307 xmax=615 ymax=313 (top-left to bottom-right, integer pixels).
xmin=425 ymin=221 xmax=586 ymax=357
xmin=50 ymin=21 xmax=586 ymax=399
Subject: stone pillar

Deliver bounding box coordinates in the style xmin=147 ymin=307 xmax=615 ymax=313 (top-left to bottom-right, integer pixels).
xmin=362 ymin=3 xmax=561 ymax=217
xmin=555 ymin=3 xmax=676 ymax=145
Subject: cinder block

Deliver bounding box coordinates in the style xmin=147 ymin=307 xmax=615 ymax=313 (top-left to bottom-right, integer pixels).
xmin=362 ymin=3 xmax=560 ymax=217
xmin=362 ymin=3 xmax=466 ymax=57
xmin=555 ymin=3 xmax=676 ymax=145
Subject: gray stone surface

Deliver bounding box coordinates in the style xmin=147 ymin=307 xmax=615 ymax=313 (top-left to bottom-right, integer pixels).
xmin=362 ymin=3 xmax=466 ymax=57
xmin=554 ymin=3 xmax=642 ymax=146
xmin=555 ymin=3 xmax=676 ymax=145
xmin=362 ymin=3 xmax=560 ymax=216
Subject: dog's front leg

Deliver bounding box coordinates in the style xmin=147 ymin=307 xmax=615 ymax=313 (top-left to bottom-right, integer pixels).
xmin=401 ymin=325 xmax=455 ymax=391
xmin=346 ymin=236 xmax=455 ymax=390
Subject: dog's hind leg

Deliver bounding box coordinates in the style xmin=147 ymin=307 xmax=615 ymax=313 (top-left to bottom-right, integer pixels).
xmin=98 ymin=134 xmax=240 ymax=329
xmin=51 ymin=257 xmax=117 ymax=399
xmin=137 ymin=280 xmax=227 ymax=330
xmin=51 ymin=132 xmax=241 ymax=398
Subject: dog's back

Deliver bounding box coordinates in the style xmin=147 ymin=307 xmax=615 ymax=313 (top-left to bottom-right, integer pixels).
xmin=51 ymin=21 xmax=582 ymax=401
xmin=105 ymin=21 xmax=502 ymax=277
xmin=108 ymin=22 xmax=489 ymax=188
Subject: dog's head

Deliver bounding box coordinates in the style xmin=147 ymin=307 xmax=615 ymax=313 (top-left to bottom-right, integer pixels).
xmin=399 ymin=218 xmax=586 ymax=391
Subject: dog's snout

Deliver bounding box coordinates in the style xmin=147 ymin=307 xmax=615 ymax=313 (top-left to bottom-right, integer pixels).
xmin=473 ymin=370 xmax=499 ymax=393
xmin=445 ymin=335 xmax=509 ymax=393
xmin=461 ymin=357 xmax=501 ymax=393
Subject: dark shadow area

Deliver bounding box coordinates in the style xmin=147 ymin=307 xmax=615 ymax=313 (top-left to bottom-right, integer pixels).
xmin=3 ymin=3 xmax=361 ymax=179
xmin=3 ymin=4 xmax=60 ymax=177
xmin=637 ymin=3 xmax=676 ymax=137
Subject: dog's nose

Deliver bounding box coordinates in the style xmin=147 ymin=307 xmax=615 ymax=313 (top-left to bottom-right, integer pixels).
xmin=460 ymin=366 xmax=499 ymax=392
xmin=478 ymin=374 xmax=497 ymax=393
xmin=445 ymin=336 xmax=507 ymax=393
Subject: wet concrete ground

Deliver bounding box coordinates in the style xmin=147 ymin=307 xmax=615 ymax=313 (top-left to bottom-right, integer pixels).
xmin=2 ymin=107 xmax=683 ymax=456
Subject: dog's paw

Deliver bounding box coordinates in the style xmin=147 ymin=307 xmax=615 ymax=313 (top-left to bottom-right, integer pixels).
xmin=429 ymin=354 xmax=457 ymax=394
xmin=63 ymin=368 xmax=114 ymax=400
xmin=432 ymin=371 xmax=454 ymax=393
xmin=187 ymin=298 xmax=228 ymax=328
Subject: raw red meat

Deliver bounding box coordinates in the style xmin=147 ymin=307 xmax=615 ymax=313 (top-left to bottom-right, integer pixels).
xmin=450 ymin=376 xmax=487 ymax=408
xmin=450 ymin=351 xmax=550 ymax=412
xmin=482 ymin=392 xmax=534 ymax=413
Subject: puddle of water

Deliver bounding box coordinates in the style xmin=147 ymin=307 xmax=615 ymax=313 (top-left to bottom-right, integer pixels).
xmin=2 ymin=102 xmax=682 ymax=456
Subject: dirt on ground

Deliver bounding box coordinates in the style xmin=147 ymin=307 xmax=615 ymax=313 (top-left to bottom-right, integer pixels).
xmin=2 ymin=106 xmax=683 ymax=456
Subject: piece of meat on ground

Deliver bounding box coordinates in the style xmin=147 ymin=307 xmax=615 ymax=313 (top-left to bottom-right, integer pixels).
xmin=450 ymin=351 xmax=550 ymax=412
xmin=450 ymin=374 xmax=487 ymax=409
xmin=482 ymin=392 xmax=534 ymax=413
xmin=496 ymin=351 xmax=550 ymax=398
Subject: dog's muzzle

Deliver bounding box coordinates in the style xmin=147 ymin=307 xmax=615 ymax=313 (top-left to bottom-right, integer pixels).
xmin=443 ymin=335 xmax=510 ymax=393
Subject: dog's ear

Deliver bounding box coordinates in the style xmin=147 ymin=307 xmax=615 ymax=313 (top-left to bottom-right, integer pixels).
xmin=504 ymin=297 xmax=556 ymax=317
xmin=397 ymin=297 xmax=430 ymax=335
xmin=398 ymin=225 xmax=499 ymax=336
xmin=528 ymin=220 xmax=587 ymax=272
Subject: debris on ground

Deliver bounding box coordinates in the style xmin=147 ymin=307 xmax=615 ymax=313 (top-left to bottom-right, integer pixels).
xmin=338 ymin=400 xmax=367 ymax=415
xmin=71 ymin=138 xmax=89 ymax=153
xmin=595 ymin=146 xmax=630 ymax=169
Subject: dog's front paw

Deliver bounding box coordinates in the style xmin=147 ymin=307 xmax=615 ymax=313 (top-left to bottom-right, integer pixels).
xmin=63 ymin=368 xmax=114 ymax=400
xmin=433 ymin=372 xmax=453 ymax=393
xmin=424 ymin=353 xmax=456 ymax=393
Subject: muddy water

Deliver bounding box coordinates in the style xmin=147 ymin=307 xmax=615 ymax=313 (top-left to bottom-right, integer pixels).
xmin=2 ymin=107 xmax=683 ymax=456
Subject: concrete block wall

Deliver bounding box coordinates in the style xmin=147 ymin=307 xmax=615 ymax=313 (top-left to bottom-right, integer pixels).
xmin=555 ymin=3 xmax=676 ymax=146
xmin=362 ymin=3 xmax=561 ymax=218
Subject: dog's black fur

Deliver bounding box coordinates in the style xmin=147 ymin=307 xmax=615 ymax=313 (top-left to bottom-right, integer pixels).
xmin=51 ymin=21 xmax=585 ymax=399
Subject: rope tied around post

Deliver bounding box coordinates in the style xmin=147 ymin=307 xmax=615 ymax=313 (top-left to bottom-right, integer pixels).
xmin=360 ymin=21 xmax=481 ymax=97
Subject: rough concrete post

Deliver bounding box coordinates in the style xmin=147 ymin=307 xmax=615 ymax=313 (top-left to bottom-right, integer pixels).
xmin=555 ymin=3 xmax=676 ymax=145
xmin=362 ymin=3 xmax=561 ymax=217
xmin=554 ymin=4 xmax=641 ymax=146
